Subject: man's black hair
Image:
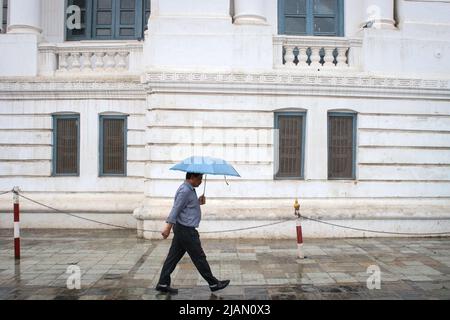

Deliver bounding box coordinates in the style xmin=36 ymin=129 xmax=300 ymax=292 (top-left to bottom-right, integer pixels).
xmin=186 ymin=172 xmax=202 ymax=180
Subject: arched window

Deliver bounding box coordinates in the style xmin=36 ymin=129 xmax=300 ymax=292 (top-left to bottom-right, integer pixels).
xmin=278 ymin=0 xmax=344 ymax=36
xmin=66 ymin=0 xmax=151 ymax=40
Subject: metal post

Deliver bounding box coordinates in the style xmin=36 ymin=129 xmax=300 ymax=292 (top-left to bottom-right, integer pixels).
xmin=13 ymin=186 xmax=20 ymax=260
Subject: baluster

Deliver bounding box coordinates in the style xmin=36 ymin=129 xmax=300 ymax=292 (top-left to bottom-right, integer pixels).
xmin=297 ymin=47 xmax=308 ymax=67
xmin=70 ymin=53 xmax=81 ymax=72
xmin=117 ymin=52 xmax=128 ymax=70
xmin=58 ymin=53 xmax=68 ymax=72
xmin=105 ymin=52 xmax=116 ymax=70
xmin=94 ymin=52 xmax=105 ymax=70
xmin=81 ymin=52 xmax=93 ymax=72
xmin=284 ymin=45 xmax=296 ymax=67
xmin=336 ymin=47 xmax=348 ymax=67
xmin=310 ymin=47 xmax=321 ymax=68
xmin=323 ymin=47 xmax=335 ymax=67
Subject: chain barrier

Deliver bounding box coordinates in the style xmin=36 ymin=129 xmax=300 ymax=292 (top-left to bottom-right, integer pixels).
xmin=0 ymin=190 xmax=12 ymax=196
xmin=8 ymin=190 xmax=450 ymax=236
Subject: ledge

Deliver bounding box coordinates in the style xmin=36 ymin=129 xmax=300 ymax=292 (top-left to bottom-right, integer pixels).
xmin=133 ymin=198 xmax=450 ymax=221
xmin=0 ymin=77 xmax=146 ymax=100
xmin=142 ymin=70 xmax=450 ymax=100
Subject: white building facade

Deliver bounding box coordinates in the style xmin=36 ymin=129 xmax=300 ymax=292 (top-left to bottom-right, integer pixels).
xmin=0 ymin=0 xmax=449 ymax=239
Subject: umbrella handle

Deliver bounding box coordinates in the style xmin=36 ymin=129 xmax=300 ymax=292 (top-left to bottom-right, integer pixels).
xmin=203 ymin=174 xmax=207 ymax=196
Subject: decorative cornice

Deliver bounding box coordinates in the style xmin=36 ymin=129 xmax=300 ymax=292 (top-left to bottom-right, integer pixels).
xmin=142 ymin=71 xmax=450 ymax=100
xmin=0 ymin=77 xmax=146 ymax=100
xmin=1 ymin=71 xmax=449 ymax=101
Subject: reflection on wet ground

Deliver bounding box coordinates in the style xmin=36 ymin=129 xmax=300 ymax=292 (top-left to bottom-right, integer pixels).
xmin=0 ymin=229 xmax=449 ymax=300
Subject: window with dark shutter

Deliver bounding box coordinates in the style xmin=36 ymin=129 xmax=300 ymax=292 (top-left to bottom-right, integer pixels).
xmin=278 ymin=0 xmax=344 ymax=36
xmin=66 ymin=0 xmax=150 ymax=40
xmin=53 ymin=115 xmax=80 ymax=175
xmin=66 ymin=0 xmax=91 ymax=40
xmin=1 ymin=0 xmax=7 ymax=33
xmin=100 ymin=116 xmax=127 ymax=175
xmin=275 ymin=113 xmax=305 ymax=179
xmin=143 ymin=0 xmax=151 ymax=33
xmin=94 ymin=0 xmax=114 ymax=38
xmin=328 ymin=113 xmax=356 ymax=179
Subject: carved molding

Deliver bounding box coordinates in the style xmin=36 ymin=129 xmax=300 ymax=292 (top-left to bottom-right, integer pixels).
xmin=1 ymin=71 xmax=449 ymax=101
xmin=0 ymin=77 xmax=146 ymax=100
xmin=142 ymin=71 xmax=450 ymax=100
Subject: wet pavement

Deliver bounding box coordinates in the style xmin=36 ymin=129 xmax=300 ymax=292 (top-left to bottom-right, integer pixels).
xmin=0 ymin=229 xmax=449 ymax=300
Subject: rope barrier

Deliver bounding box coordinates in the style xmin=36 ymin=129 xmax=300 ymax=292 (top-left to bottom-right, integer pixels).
xmin=16 ymin=192 xmax=295 ymax=234
xmin=301 ymin=216 xmax=450 ymax=236
xmin=200 ymin=219 xmax=295 ymax=234
xmin=16 ymin=193 xmax=148 ymax=231
xmin=0 ymin=190 xmax=12 ymax=196
xmin=13 ymin=191 xmax=450 ymax=236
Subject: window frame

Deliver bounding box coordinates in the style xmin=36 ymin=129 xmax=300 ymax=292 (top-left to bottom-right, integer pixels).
xmin=278 ymin=0 xmax=344 ymax=36
xmin=99 ymin=114 xmax=128 ymax=177
xmin=1 ymin=0 xmax=8 ymax=34
xmin=52 ymin=114 xmax=81 ymax=177
xmin=65 ymin=0 xmax=149 ymax=41
xmin=142 ymin=0 xmax=151 ymax=34
xmin=66 ymin=0 xmax=93 ymax=41
xmin=92 ymin=0 xmax=115 ymax=40
xmin=274 ymin=112 xmax=307 ymax=180
xmin=327 ymin=112 xmax=357 ymax=180
xmin=113 ymin=0 xmax=142 ymax=40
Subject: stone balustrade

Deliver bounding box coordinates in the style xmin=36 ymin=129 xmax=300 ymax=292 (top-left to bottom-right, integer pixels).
xmin=38 ymin=41 xmax=143 ymax=76
xmin=274 ymin=36 xmax=363 ymax=70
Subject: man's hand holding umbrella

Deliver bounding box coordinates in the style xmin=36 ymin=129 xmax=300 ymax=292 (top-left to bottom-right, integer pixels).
xmin=161 ymin=156 xmax=240 ymax=239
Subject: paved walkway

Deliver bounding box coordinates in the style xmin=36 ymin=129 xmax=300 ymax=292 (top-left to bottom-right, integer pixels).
xmin=0 ymin=229 xmax=449 ymax=300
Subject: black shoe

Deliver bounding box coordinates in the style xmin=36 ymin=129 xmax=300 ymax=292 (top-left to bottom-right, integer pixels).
xmin=155 ymin=284 xmax=178 ymax=294
xmin=209 ymin=280 xmax=230 ymax=292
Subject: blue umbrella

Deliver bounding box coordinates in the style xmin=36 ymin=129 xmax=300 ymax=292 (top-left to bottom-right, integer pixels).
xmin=170 ymin=156 xmax=240 ymax=195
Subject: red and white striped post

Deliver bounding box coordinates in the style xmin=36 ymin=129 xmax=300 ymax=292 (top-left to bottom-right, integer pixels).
xmin=294 ymin=199 xmax=304 ymax=259
xmin=13 ymin=186 xmax=20 ymax=260
xmin=296 ymin=218 xmax=304 ymax=259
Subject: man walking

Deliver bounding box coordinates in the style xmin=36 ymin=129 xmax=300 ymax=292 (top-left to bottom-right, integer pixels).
xmin=156 ymin=172 xmax=230 ymax=294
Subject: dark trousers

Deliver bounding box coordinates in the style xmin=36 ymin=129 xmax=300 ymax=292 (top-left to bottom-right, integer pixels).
xmin=158 ymin=223 xmax=218 ymax=286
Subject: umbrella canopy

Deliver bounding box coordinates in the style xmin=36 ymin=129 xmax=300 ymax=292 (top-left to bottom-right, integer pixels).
xmin=170 ymin=156 xmax=240 ymax=177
